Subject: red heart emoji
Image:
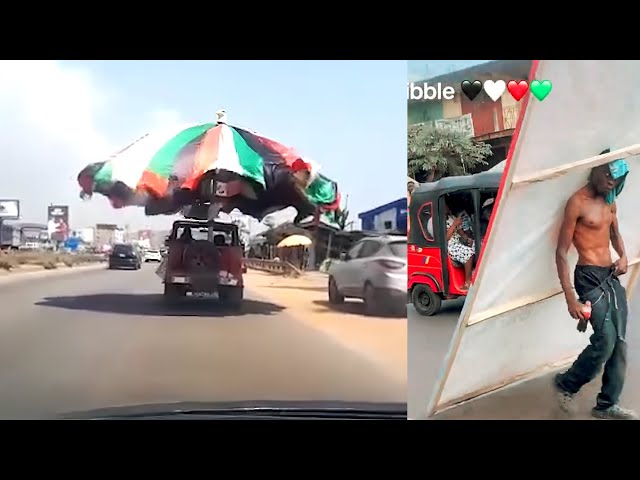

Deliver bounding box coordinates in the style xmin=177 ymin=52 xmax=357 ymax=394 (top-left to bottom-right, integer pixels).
xmin=507 ymin=80 xmax=529 ymax=101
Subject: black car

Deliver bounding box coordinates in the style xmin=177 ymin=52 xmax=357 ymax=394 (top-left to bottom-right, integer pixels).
xmin=108 ymin=243 xmax=141 ymax=270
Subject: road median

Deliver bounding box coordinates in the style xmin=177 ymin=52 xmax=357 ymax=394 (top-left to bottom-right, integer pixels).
xmin=0 ymin=252 xmax=106 ymax=285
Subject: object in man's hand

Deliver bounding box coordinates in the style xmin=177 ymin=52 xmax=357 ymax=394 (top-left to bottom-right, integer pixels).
xmin=577 ymin=301 xmax=591 ymax=332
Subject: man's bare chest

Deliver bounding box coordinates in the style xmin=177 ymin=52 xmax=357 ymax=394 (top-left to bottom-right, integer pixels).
xmin=578 ymin=200 xmax=613 ymax=230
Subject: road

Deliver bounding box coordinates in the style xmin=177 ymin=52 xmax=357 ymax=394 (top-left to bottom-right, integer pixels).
xmin=408 ymin=299 xmax=462 ymax=419
xmin=409 ymin=284 xmax=640 ymax=420
xmin=0 ymin=265 xmax=406 ymax=419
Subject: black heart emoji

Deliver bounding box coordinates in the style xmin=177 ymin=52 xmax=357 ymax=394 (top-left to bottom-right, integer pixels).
xmin=461 ymin=80 xmax=482 ymax=101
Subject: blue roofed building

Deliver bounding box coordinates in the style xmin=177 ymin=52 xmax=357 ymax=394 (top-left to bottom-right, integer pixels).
xmin=358 ymin=198 xmax=407 ymax=234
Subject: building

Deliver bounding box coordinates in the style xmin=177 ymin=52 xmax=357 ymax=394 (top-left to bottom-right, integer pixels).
xmin=0 ymin=222 xmax=48 ymax=249
xmin=150 ymin=230 xmax=171 ymax=249
xmin=95 ymin=224 xmax=121 ymax=250
xmin=17 ymin=223 xmax=48 ymax=245
xmin=358 ymin=198 xmax=407 ymax=234
xmin=408 ymin=60 xmax=533 ymax=170
xmin=250 ymin=214 xmax=340 ymax=270
xmin=72 ymin=227 xmax=95 ymax=245
xmin=114 ymin=228 xmax=125 ymax=244
xmin=1 ymin=223 xmax=21 ymax=249
xmin=250 ymin=217 xmax=377 ymax=271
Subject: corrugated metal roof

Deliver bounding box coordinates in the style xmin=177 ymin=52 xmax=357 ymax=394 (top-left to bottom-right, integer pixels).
xmin=2 ymin=221 xmax=47 ymax=229
xmin=409 ymin=60 xmax=533 ymax=99
xmin=358 ymin=198 xmax=407 ymax=219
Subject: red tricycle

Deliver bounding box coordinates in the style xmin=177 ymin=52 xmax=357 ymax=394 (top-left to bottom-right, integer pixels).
xmin=408 ymin=170 xmax=500 ymax=316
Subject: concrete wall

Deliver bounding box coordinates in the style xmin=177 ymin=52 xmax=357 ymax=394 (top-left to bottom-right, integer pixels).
xmin=442 ymin=94 xmax=463 ymax=118
xmin=373 ymin=208 xmax=397 ymax=231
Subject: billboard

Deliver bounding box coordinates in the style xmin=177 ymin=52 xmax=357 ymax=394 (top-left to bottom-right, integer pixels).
xmin=77 ymin=228 xmax=95 ymax=244
xmin=47 ymin=205 xmax=70 ymax=242
xmin=428 ymin=60 xmax=640 ymax=416
xmin=434 ymin=113 xmax=474 ymax=138
xmin=0 ymin=199 xmax=20 ymax=220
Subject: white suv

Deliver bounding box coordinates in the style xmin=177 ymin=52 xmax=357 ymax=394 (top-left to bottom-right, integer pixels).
xmin=144 ymin=249 xmax=163 ymax=262
xmin=327 ymin=235 xmax=406 ymax=315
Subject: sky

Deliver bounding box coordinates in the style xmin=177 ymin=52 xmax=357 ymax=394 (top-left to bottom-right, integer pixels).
xmin=0 ymin=60 xmax=407 ymax=233
xmin=407 ymin=60 xmax=492 ymax=82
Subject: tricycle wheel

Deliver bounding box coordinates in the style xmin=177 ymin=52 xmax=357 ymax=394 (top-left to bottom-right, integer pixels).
xmin=219 ymin=286 xmax=243 ymax=310
xmin=411 ymin=284 xmax=442 ymax=316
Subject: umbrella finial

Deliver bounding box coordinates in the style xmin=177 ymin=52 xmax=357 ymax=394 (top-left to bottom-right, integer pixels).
xmin=216 ymin=109 xmax=227 ymax=124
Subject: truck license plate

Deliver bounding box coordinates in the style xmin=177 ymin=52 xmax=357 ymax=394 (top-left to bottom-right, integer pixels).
xmin=193 ymin=292 xmax=214 ymax=298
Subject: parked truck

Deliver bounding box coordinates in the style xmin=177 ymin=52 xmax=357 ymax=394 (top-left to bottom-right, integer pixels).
xmin=0 ymin=223 xmax=21 ymax=250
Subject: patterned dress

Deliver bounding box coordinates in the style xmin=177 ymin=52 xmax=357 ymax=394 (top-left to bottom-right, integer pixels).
xmin=446 ymin=214 xmax=475 ymax=266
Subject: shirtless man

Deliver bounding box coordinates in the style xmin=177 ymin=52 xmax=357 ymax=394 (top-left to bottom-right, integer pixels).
xmin=553 ymin=153 xmax=636 ymax=420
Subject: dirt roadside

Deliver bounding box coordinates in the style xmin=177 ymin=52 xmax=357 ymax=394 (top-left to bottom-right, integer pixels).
xmin=244 ymin=270 xmax=407 ymax=386
xmin=0 ymin=262 xmax=106 ymax=284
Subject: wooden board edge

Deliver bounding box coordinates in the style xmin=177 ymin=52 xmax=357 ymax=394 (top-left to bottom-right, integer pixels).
xmin=430 ymin=354 xmax=578 ymax=417
xmin=512 ymin=144 xmax=640 ymax=186
xmin=467 ymin=256 xmax=640 ymax=326
xmin=625 ymin=251 xmax=640 ymax=302
xmin=425 ymin=60 xmax=542 ymax=417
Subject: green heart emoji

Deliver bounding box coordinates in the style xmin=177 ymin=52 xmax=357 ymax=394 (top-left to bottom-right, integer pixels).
xmin=530 ymin=80 xmax=552 ymax=101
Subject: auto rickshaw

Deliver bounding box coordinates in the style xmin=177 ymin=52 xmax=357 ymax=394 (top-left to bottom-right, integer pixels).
xmin=408 ymin=169 xmax=501 ymax=316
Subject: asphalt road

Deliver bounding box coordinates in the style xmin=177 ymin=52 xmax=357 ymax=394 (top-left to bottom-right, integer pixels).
xmin=408 ymin=299 xmax=462 ymax=420
xmin=408 ymin=284 xmax=640 ymax=420
xmin=0 ymin=264 xmax=405 ymax=419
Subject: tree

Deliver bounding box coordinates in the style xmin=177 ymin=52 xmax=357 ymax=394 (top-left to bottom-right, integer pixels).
xmin=408 ymin=124 xmax=492 ymax=182
xmin=334 ymin=208 xmax=353 ymax=231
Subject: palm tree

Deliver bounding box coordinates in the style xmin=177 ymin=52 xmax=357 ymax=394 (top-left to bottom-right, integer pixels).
xmin=334 ymin=208 xmax=353 ymax=231
xmin=408 ymin=124 xmax=492 ymax=182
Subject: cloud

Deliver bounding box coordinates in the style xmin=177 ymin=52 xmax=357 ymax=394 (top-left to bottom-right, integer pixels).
xmin=0 ymin=61 xmax=115 ymax=226
xmin=0 ymin=61 xmax=179 ymax=230
xmin=0 ymin=62 xmax=341 ymax=234
xmin=147 ymin=108 xmax=185 ymax=131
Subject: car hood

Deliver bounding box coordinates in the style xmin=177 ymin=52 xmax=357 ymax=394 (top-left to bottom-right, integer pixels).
xmin=58 ymin=400 xmax=406 ymax=420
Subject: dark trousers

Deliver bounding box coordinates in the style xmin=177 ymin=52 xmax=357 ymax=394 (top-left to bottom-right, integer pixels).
xmin=556 ymin=266 xmax=628 ymax=409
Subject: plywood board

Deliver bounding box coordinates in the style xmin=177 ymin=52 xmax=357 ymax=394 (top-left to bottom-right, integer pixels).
xmin=428 ymin=60 xmax=640 ymax=416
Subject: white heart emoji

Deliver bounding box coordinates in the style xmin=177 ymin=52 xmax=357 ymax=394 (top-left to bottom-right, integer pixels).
xmin=483 ymin=80 xmax=506 ymax=102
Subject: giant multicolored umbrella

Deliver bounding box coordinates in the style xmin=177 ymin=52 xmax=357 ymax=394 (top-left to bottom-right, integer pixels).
xmin=78 ymin=114 xmax=340 ymax=220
